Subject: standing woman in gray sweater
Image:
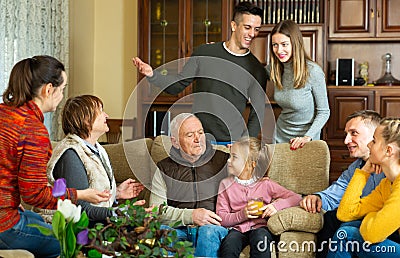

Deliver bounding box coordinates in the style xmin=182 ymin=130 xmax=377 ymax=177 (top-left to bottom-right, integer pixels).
xmin=266 ymin=20 xmax=330 ymax=150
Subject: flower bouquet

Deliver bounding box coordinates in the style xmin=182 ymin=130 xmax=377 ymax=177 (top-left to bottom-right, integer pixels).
xmin=30 ymin=178 xmax=194 ymax=257
xmin=29 ymin=178 xmax=89 ymax=258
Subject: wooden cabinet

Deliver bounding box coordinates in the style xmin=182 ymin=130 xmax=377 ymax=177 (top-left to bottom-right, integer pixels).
xmin=137 ymin=0 xmax=230 ymax=137
xmin=325 ymin=86 xmax=400 ymax=183
xmin=138 ymin=0 xmax=230 ymax=102
xmin=328 ymin=0 xmax=400 ymax=40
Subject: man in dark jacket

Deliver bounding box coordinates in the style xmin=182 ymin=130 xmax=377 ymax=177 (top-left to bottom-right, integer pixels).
xmin=150 ymin=113 xmax=229 ymax=257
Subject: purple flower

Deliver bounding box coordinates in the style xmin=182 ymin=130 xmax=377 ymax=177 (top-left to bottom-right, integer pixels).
xmin=77 ymin=229 xmax=89 ymax=245
xmin=53 ymin=178 xmax=67 ymax=197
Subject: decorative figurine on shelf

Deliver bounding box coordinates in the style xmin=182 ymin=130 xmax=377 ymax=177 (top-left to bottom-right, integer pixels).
xmin=359 ymin=62 xmax=369 ymax=86
xmin=375 ymin=53 xmax=400 ymax=86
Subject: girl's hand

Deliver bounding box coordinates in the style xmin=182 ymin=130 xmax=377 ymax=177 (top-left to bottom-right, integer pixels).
xmin=362 ymin=159 xmax=383 ymax=174
xmin=245 ymin=201 xmax=261 ymax=219
xmin=289 ymin=136 xmax=311 ymax=150
xmin=117 ymin=178 xmax=144 ymax=200
xmin=260 ymin=204 xmax=277 ymax=218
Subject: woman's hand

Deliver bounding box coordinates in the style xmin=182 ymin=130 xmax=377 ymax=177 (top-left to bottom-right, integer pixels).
xmin=362 ymin=159 xmax=383 ymax=174
xmin=260 ymin=204 xmax=277 ymax=218
xmin=132 ymin=57 xmax=154 ymax=77
xmin=77 ymin=189 xmax=111 ymax=204
xmin=289 ymin=136 xmax=311 ymax=150
xmin=116 ymin=178 xmax=145 ymax=200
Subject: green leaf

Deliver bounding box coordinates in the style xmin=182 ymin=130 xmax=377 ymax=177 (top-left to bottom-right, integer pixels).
xmin=76 ymin=211 xmax=89 ymax=228
xmin=73 ymin=211 xmax=89 ymax=234
xmin=171 ymin=221 xmax=182 ymax=228
xmin=27 ymin=224 xmax=53 ymax=236
xmin=52 ymin=211 xmax=66 ymax=240
xmin=66 ymin=222 xmax=76 ymax=257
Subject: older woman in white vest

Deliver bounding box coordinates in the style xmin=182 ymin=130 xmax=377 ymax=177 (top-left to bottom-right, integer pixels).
xmin=47 ymin=95 xmax=145 ymax=225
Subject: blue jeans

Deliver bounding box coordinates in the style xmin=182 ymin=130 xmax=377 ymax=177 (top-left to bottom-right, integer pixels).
xmin=327 ymin=222 xmax=400 ymax=258
xmin=0 ymin=209 xmax=60 ymax=257
xmin=161 ymin=224 xmax=228 ymax=257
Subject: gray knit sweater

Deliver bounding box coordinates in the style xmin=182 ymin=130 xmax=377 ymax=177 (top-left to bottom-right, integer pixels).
xmin=266 ymin=61 xmax=330 ymax=143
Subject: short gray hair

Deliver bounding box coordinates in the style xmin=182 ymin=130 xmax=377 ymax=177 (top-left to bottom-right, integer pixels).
xmin=170 ymin=113 xmax=198 ymax=138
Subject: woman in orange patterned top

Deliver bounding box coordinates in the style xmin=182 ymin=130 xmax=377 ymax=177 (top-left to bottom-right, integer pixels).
xmin=0 ymin=56 xmax=110 ymax=257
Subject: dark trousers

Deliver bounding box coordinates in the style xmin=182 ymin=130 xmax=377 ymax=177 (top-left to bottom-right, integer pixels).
xmin=316 ymin=209 xmax=342 ymax=258
xmin=220 ymin=227 xmax=274 ymax=258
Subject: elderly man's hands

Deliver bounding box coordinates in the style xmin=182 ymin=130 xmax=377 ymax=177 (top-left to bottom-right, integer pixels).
xmin=300 ymin=194 xmax=322 ymax=213
xmin=192 ymin=208 xmax=222 ymax=226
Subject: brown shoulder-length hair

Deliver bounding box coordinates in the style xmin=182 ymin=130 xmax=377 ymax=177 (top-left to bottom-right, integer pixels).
xmin=62 ymin=95 xmax=103 ymax=139
xmin=269 ymin=20 xmax=312 ymax=90
xmin=3 ymin=55 xmax=65 ymax=106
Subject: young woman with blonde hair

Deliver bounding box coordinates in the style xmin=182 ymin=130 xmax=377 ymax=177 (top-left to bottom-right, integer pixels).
xmin=267 ymin=20 xmax=330 ymax=149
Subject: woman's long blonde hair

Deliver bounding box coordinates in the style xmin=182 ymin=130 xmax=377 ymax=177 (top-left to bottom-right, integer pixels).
xmin=380 ymin=118 xmax=400 ymax=149
xmin=269 ymin=20 xmax=311 ymax=90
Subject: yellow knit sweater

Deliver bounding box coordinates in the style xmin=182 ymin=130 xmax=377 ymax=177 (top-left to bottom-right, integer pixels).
xmin=337 ymin=168 xmax=400 ymax=243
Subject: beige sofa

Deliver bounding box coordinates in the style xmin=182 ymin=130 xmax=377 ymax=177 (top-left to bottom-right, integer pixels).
xmin=1 ymin=136 xmax=329 ymax=257
xmin=104 ymin=136 xmax=330 ymax=257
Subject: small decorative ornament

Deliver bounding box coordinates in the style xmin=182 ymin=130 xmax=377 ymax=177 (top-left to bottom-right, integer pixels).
xmin=359 ymin=62 xmax=369 ymax=86
xmin=375 ymin=53 xmax=400 ymax=86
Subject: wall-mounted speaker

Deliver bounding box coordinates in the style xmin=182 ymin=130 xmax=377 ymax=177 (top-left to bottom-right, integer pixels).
xmin=336 ymin=58 xmax=354 ymax=86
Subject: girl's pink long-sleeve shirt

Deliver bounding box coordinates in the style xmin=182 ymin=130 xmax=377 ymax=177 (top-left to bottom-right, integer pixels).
xmin=216 ymin=176 xmax=302 ymax=233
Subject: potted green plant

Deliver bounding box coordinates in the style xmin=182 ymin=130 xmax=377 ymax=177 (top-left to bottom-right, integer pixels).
xmin=86 ymin=200 xmax=194 ymax=258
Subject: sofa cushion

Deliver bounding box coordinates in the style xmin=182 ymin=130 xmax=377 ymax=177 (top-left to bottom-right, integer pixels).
xmin=103 ymin=138 xmax=153 ymax=186
xmin=267 ymin=206 xmax=323 ymax=235
xmin=150 ymin=135 xmax=172 ymax=164
xmin=278 ymin=231 xmax=317 ymax=258
xmin=267 ymin=140 xmax=330 ymax=195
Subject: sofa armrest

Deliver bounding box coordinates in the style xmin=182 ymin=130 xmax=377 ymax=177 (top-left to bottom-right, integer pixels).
xmin=0 ymin=250 xmax=34 ymax=258
xmin=267 ymin=206 xmax=323 ymax=235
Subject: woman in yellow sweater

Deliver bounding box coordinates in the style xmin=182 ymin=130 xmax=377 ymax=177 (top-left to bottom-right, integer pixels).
xmin=327 ymin=118 xmax=400 ymax=257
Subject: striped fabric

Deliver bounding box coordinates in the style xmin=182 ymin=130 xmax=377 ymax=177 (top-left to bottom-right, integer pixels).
xmin=0 ymin=100 xmax=77 ymax=232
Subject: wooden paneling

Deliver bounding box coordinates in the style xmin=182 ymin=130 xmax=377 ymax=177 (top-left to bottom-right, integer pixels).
xmin=329 ymin=0 xmax=400 ymax=40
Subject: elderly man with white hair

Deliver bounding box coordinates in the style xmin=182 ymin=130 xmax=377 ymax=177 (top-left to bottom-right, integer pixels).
xmin=150 ymin=113 xmax=229 ymax=257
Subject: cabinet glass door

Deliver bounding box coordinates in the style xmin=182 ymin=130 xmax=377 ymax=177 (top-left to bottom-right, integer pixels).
xmin=150 ymin=0 xmax=179 ymax=69
xmin=148 ymin=0 xmax=181 ymax=100
xmin=191 ymin=0 xmax=223 ymax=48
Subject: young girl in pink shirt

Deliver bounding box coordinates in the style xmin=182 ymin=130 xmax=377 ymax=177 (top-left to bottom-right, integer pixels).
xmin=216 ymin=137 xmax=302 ymax=258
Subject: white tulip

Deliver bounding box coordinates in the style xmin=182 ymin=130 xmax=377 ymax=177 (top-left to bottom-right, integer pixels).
xmin=57 ymin=199 xmax=82 ymax=223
